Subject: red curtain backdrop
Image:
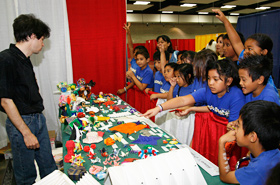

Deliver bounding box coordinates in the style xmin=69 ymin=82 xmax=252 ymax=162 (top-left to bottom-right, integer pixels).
xmin=66 ymin=0 xmax=126 ymax=94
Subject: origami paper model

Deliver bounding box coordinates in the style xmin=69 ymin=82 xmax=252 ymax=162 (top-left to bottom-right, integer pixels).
xmin=109 ymin=122 xmax=146 ymax=135
xmin=67 ymin=166 xmax=86 ymax=181
xmin=132 ymin=135 xmax=161 ymax=146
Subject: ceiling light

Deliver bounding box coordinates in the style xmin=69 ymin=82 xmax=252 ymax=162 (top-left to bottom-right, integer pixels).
xmin=255 ymin=7 xmax=271 ymax=10
xmin=230 ymin=13 xmax=239 ymax=15
xmin=198 ymin=12 xmax=209 ymax=15
xmin=180 ymin=3 xmax=196 ymax=7
xmin=221 ymin=5 xmax=236 ymax=8
xmin=162 ymin=11 xmax=173 ymax=14
xmin=133 ymin=1 xmax=150 ymax=5
xmin=126 ymin=10 xmax=133 ymax=12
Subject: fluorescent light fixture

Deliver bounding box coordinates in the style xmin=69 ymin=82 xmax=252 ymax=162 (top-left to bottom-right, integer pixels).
xmin=230 ymin=13 xmax=239 ymax=15
xmin=162 ymin=11 xmax=173 ymax=14
xmin=198 ymin=12 xmax=209 ymax=14
xmin=180 ymin=3 xmax=196 ymax=7
xmin=134 ymin=1 xmax=150 ymax=5
xmin=126 ymin=10 xmax=133 ymax=12
xmin=255 ymin=7 xmax=271 ymax=10
xmin=221 ymin=5 xmax=236 ymax=8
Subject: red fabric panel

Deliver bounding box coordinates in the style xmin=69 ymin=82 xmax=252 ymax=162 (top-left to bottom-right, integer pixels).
xmin=145 ymin=40 xmax=157 ymax=61
xmin=192 ymin=112 xmax=247 ymax=169
xmin=66 ymin=0 xmax=126 ymax=94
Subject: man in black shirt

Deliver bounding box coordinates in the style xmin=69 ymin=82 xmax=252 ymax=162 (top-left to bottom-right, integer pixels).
xmin=0 ymin=14 xmax=56 ymax=185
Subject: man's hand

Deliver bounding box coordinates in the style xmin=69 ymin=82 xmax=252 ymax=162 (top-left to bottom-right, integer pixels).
xmin=23 ymin=133 xmax=40 ymax=149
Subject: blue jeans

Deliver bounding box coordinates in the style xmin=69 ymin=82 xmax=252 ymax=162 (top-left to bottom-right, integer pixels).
xmin=6 ymin=113 xmax=57 ymax=185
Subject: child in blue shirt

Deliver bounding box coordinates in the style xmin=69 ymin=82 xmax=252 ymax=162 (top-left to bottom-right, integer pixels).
xmin=117 ymin=47 xmax=153 ymax=94
xmin=167 ymin=63 xmax=194 ymax=99
xmin=213 ymin=9 xmax=278 ymax=94
xmin=239 ymin=55 xmax=280 ymax=105
xmin=218 ymin=100 xmax=280 ymax=185
xmin=143 ymin=59 xmax=245 ymax=123
xmin=191 ymin=49 xmax=217 ymax=93
xmin=150 ymin=63 xmax=177 ymax=100
xmin=152 ymin=50 xmax=170 ymax=93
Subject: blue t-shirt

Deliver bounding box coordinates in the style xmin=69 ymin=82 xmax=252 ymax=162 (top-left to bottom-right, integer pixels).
xmin=130 ymin=58 xmax=139 ymax=74
xmin=135 ymin=65 xmax=154 ymax=88
xmin=154 ymin=71 xmax=164 ymax=93
xmin=191 ymin=78 xmax=207 ymax=93
xmin=173 ymin=84 xmax=193 ymax=98
xmin=169 ymin=50 xmax=179 ymax=63
xmin=245 ymin=84 xmax=280 ymax=105
xmin=160 ymin=79 xmax=171 ymax=93
xmin=235 ymin=149 xmax=280 ymax=185
xmin=191 ymin=86 xmax=245 ymax=122
xmin=238 ymin=49 xmax=279 ymax=94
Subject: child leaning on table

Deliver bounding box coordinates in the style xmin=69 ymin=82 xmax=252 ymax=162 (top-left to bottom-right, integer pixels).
xmin=117 ymin=47 xmax=153 ymax=95
xmin=218 ymin=100 xmax=280 ymax=185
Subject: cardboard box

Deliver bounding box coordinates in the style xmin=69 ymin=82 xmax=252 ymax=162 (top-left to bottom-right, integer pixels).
xmin=48 ymin=130 xmax=56 ymax=149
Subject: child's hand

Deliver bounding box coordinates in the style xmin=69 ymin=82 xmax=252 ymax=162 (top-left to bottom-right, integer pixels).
xmin=142 ymin=107 xmax=161 ymax=118
xmin=157 ymin=44 xmax=165 ymax=53
xmin=150 ymin=94 xmax=158 ymax=100
xmin=126 ymin=70 xmax=135 ymax=78
xmin=175 ymin=108 xmax=190 ymax=116
xmin=227 ymin=120 xmax=237 ymax=131
xmin=219 ymin=130 xmax=236 ymax=145
xmin=123 ymin=22 xmax=131 ymax=33
xmin=212 ymin=9 xmax=227 ymax=23
xmin=169 ymin=77 xmax=177 ymax=87
xmin=117 ymin=88 xmax=125 ymax=95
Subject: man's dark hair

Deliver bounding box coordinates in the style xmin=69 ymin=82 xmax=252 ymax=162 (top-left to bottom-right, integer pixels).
xmin=240 ymin=100 xmax=280 ymax=151
xmin=239 ymin=55 xmax=272 ymax=85
xmin=13 ymin=14 xmax=50 ymax=42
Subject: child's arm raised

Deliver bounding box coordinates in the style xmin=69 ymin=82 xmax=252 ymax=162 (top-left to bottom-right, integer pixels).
xmin=159 ymin=45 xmax=168 ymax=74
xmin=167 ymin=77 xmax=177 ymax=100
xmin=212 ymin=9 xmax=244 ymax=56
xmin=218 ymin=131 xmax=239 ymax=184
xmin=126 ymin=70 xmax=148 ymax=91
xmin=124 ymin=23 xmax=134 ymax=62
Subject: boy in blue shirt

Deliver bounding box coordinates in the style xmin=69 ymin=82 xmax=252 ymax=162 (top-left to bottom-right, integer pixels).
xmin=117 ymin=47 xmax=153 ymax=94
xmin=239 ymin=55 xmax=279 ymax=105
xmin=218 ymin=100 xmax=280 ymax=184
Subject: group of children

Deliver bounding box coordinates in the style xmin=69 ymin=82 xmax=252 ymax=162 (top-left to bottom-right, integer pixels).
xmin=119 ymin=9 xmax=280 ymax=184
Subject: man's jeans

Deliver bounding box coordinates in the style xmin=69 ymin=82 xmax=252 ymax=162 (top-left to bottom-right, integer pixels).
xmin=6 ymin=113 xmax=57 ymax=185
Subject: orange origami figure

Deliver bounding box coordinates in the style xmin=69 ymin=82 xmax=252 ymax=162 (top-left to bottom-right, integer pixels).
xmin=104 ymin=137 xmax=115 ymax=146
xmin=109 ymin=122 xmax=146 ymax=135
xmin=103 ymin=101 xmax=114 ymax=107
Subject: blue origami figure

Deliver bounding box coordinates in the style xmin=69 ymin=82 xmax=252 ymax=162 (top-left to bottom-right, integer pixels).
xmin=132 ymin=135 xmax=161 ymax=145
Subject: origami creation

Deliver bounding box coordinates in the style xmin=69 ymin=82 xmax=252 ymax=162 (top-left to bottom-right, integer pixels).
xmin=83 ymin=131 xmax=103 ymax=144
xmin=104 ymin=137 xmax=115 ymax=146
xmin=57 ymin=81 xmax=69 ymax=92
xmin=64 ymin=140 xmax=75 ymax=163
xmin=132 ymin=135 xmax=161 ymax=146
xmin=89 ymin=165 xmax=103 ymax=175
xmin=109 ymin=122 xmax=147 ymax=135
xmin=67 ymin=166 xmax=86 ymax=181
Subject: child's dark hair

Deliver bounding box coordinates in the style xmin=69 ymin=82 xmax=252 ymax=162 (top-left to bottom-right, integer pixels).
xmin=181 ymin=50 xmax=196 ymax=64
xmin=165 ymin=62 xmax=178 ymax=71
xmin=177 ymin=50 xmax=187 ymax=58
xmin=156 ymin=35 xmax=174 ymax=53
xmin=216 ymin=34 xmax=224 ymax=42
xmin=239 ymin=100 xmax=280 ymax=151
xmin=136 ymin=47 xmax=150 ymax=59
xmin=175 ymin=63 xmax=194 ymax=85
xmin=206 ymin=58 xmax=239 ymax=87
xmin=133 ymin=45 xmax=146 ymax=53
xmin=13 ymin=14 xmax=50 ymax=42
xmin=247 ymin=33 xmax=273 ymax=60
xmin=153 ymin=50 xmax=170 ymax=61
xmin=239 ymin=55 xmax=272 ymax=85
xmin=193 ymin=49 xmax=217 ymax=81
xmin=223 ymin=31 xmax=245 ymax=45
